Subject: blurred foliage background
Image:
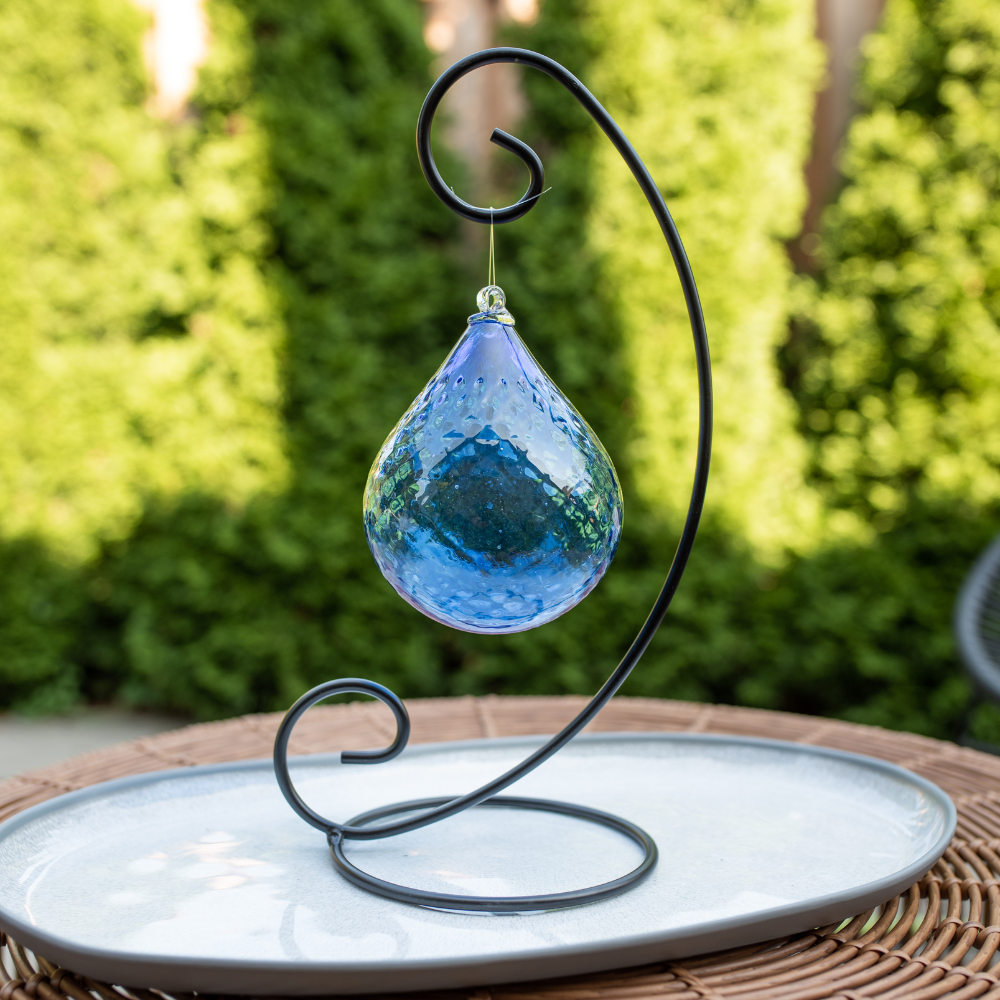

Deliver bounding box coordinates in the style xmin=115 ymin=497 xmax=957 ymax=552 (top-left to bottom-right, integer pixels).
xmin=0 ymin=0 xmax=998 ymax=737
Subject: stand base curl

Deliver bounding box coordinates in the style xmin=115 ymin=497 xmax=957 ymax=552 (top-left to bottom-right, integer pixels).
xmin=330 ymin=795 xmax=657 ymax=913
xmin=272 ymin=679 xmax=658 ymax=912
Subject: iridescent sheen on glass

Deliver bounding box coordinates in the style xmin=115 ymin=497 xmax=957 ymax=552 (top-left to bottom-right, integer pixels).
xmin=363 ymin=286 xmax=623 ymax=634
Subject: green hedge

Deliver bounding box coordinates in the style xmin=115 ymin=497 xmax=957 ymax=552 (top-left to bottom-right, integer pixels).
xmin=793 ymin=0 xmax=1000 ymax=529
xmin=2 ymin=0 xmax=998 ymax=738
xmin=787 ymin=0 xmax=1000 ymax=736
xmin=0 ymin=0 xmax=286 ymax=711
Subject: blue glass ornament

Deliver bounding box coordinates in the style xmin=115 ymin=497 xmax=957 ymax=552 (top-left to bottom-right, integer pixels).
xmin=363 ymin=285 xmax=623 ymax=634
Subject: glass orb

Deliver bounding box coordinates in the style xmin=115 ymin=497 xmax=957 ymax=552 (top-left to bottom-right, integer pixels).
xmin=363 ymin=286 xmax=622 ymax=634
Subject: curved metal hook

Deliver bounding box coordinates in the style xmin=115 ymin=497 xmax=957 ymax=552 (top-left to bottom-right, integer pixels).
xmin=273 ymin=679 xmax=410 ymax=833
xmin=416 ymin=54 xmax=545 ymax=223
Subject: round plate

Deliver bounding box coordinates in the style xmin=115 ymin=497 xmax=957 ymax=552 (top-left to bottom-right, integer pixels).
xmin=0 ymin=733 xmax=955 ymax=995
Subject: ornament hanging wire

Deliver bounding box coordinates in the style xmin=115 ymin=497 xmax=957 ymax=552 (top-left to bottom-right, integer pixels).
xmin=273 ymin=47 xmax=713 ymax=912
xmin=489 ymin=206 xmax=495 ymax=287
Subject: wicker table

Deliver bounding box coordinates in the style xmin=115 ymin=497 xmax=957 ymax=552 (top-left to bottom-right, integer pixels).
xmin=4 ymin=695 xmax=1000 ymax=1000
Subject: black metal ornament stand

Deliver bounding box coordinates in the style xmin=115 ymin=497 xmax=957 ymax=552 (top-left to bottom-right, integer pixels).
xmin=273 ymin=47 xmax=713 ymax=913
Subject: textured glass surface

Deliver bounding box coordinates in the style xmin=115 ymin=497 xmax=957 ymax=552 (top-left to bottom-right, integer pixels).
xmin=363 ymin=286 xmax=623 ymax=634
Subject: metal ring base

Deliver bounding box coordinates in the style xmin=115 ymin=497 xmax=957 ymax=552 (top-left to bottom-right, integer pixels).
xmin=328 ymin=795 xmax=658 ymax=912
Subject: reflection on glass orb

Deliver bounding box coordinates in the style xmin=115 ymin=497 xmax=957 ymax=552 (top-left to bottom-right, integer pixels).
xmin=363 ymin=286 xmax=623 ymax=634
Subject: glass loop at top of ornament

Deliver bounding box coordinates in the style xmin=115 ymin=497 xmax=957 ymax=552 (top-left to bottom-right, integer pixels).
xmin=470 ymin=284 xmax=515 ymax=326
xmin=478 ymin=285 xmax=506 ymax=312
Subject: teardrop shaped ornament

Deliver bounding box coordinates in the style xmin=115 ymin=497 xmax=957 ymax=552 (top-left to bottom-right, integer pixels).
xmin=364 ymin=286 xmax=623 ymax=634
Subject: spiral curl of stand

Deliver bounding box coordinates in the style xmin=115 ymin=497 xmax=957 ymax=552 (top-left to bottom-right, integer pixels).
xmin=273 ymin=48 xmax=713 ymax=912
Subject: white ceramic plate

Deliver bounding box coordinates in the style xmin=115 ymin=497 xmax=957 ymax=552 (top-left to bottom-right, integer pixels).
xmin=0 ymin=733 xmax=954 ymax=995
